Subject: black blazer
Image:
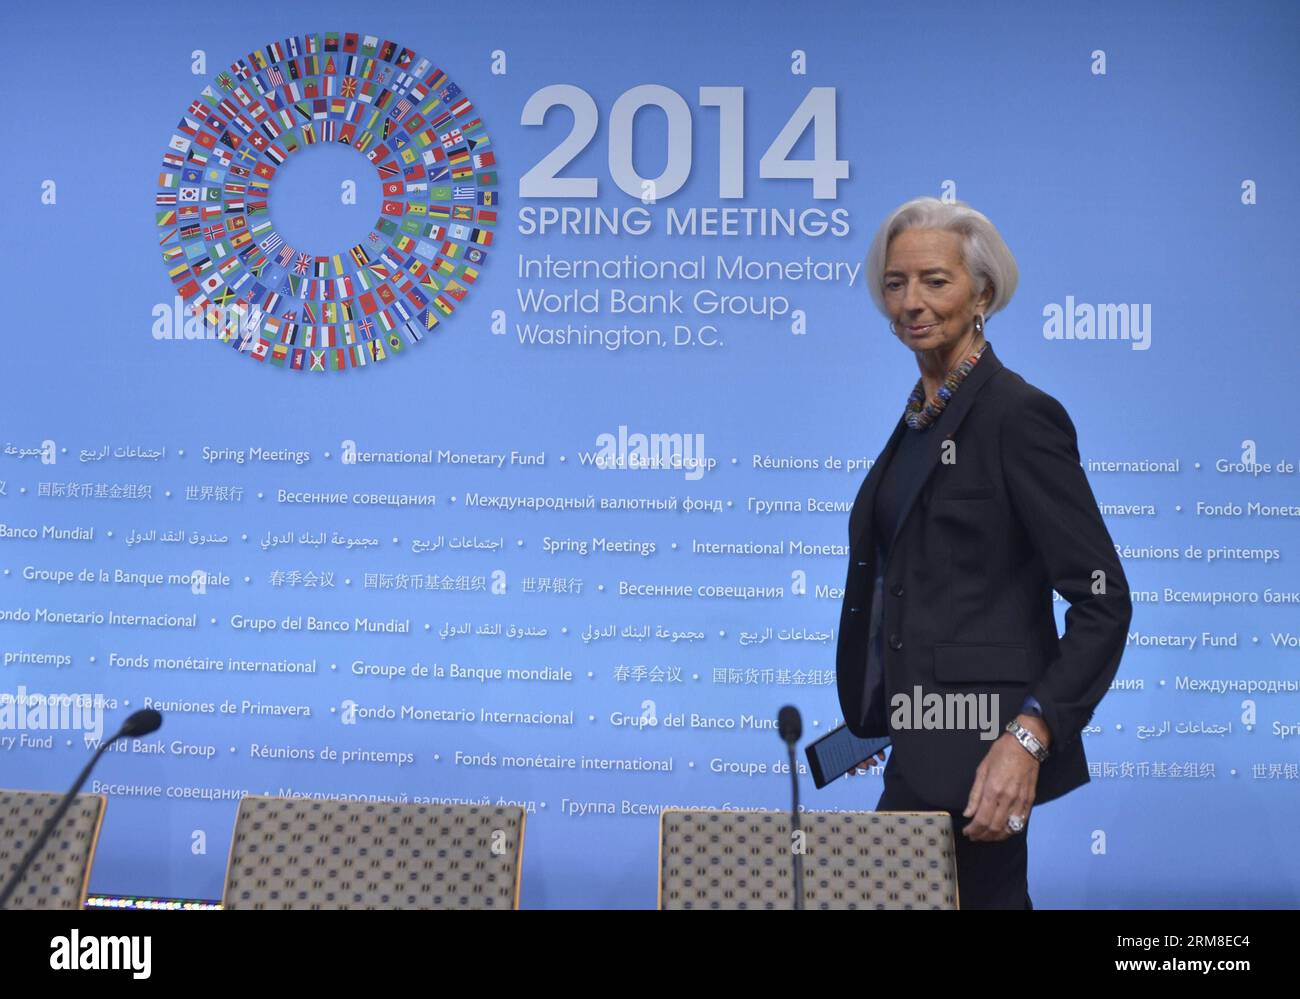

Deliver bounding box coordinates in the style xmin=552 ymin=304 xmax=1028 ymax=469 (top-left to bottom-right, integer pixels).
xmin=836 ymin=340 xmax=1133 ymax=811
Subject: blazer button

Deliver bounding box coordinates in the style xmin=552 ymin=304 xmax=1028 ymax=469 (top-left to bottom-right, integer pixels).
xmin=890 ymin=583 xmax=904 ymax=597
xmin=849 ymin=607 xmax=860 ymax=613
xmin=888 ymin=633 xmax=903 ymax=651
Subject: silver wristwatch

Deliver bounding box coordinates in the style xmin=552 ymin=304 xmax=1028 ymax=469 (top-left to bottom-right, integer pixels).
xmin=1005 ymin=719 xmax=1049 ymax=762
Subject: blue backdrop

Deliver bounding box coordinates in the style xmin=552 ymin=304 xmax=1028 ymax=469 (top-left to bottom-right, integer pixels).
xmin=1 ymin=0 xmax=1297 ymax=908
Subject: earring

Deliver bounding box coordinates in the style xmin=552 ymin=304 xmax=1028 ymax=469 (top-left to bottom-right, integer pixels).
xmin=889 ymin=320 xmax=898 ymax=335
xmin=974 ymin=314 xmax=984 ymax=335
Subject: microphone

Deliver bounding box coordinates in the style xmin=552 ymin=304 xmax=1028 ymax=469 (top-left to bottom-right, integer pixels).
xmin=120 ymin=709 xmax=163 ymax=738
xmin=0 ymin=709 xmax=164 ymax=909
xmin=778 ymin=706 xmax=802 ymax=745
xmin=777 ymin=705 xmax=804 ymax=910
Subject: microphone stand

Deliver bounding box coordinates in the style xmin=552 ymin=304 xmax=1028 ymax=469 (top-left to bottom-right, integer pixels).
xmin=0 ymin=714 xmax=156 ymax=909
xmin=788 ymin=738 xmax=804 ymax=911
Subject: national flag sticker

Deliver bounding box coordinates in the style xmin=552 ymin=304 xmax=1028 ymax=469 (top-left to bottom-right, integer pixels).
xmin=154 ymin=30 xmax=497 ymax=374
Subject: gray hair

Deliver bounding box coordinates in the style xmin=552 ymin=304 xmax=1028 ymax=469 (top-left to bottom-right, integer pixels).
xmin=863 ymin=197 xmax=1019 ymax=321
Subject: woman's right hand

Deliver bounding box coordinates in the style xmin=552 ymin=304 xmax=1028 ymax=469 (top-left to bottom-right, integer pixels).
xmin=845 ymin=749 xmax=887 ymax=776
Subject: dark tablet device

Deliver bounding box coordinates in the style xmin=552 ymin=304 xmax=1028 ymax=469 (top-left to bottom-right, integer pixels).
xmin=805 ymin=725 xmax=891 ymax=789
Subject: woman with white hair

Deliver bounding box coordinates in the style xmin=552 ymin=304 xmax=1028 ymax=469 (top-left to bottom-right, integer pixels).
xmin=838 ymin=196 xmax=1133 ymax=908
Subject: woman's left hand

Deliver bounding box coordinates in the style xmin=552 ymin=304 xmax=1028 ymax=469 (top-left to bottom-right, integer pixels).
xmin=961 ymin=735 xmax=1039 ymax=841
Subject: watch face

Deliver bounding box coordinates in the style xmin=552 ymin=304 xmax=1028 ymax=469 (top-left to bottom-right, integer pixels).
xmin=1006 ymin=722 xmax=1047 ymax=760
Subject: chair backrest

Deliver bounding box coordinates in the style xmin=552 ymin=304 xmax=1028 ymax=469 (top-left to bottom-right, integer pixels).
xmin=0 ymin=790 xmax=106 ymax=910
xmin=222 ymin=795 xmax=526 ymax=910
xmin=659 ymin=808 xmax=959 ymax=909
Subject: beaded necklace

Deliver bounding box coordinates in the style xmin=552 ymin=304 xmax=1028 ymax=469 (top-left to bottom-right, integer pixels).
xmin=903 ymin=339 xmax=989 ymax=430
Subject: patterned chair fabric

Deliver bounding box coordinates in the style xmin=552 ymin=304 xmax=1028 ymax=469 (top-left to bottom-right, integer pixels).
xmin=659 ymin=809 xmax=959 ymax=909
xmin=222 ymin=796 xmax=526 ymax=910
xmin=0 ymin=790 xmax=106 ymax=910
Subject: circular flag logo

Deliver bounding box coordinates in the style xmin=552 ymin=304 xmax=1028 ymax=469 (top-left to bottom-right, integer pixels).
xmin=155 ymin=32 xmax=497 ymax=372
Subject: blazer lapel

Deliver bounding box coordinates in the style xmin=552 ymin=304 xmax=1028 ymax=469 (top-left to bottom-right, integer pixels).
xmin=850 ymin=415 xmax=905 ymax=556
xmin=850 ymin=341 xmax=1005 ymax=556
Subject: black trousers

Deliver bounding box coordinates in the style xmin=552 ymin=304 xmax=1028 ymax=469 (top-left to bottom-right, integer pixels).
xmin=875 ymin=760 xmax=1033 ymax=910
